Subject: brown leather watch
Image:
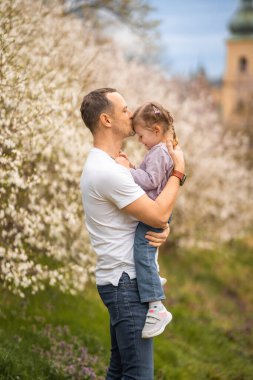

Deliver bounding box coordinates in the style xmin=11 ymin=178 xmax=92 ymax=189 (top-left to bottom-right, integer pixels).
xmin=171 ymin=170 xmax=187 ymax=186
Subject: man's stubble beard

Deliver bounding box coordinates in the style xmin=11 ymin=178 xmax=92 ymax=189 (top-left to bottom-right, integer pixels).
xmin=113 ymin=121 xmax=134 ymax=138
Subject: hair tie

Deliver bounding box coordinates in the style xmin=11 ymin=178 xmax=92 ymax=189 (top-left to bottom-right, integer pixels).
xmin=152 ymin=105 xmax=161 ymax=115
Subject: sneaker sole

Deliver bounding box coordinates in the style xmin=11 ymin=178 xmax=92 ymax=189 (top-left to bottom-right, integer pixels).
xmin=141 ymin=312 xmax=172 ymax=339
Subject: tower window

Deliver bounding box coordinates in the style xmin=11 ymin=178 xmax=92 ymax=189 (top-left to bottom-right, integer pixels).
xmin=239 ymin=57 xmax=248 ymax=73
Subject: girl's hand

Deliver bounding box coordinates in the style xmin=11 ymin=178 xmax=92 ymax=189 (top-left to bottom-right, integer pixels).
xmin=115 ymin=156 xmax=131 ymax=168
xmin=118 ymin=151 xmax=129 ymax=160
xmin=117 ymin=151 xmax=135 ymax=168
xmin=145 ymin=225 xmax=170 ymax=247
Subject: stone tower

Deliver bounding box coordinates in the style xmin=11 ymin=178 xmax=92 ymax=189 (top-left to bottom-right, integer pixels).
xmin=222 ymin=0 xmax=253 ymax=125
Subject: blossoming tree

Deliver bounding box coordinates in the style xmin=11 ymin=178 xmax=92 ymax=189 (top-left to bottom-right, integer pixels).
xmin=1 ymin=0 xmax=252 ymax=297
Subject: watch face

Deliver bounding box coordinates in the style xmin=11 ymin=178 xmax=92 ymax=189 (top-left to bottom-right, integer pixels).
xmin=181 ymin=175 xmax=187 ymax=186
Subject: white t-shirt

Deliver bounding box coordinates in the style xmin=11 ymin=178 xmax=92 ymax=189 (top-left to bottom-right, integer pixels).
xmin=80 ymin=147 xmax=145 ymax=286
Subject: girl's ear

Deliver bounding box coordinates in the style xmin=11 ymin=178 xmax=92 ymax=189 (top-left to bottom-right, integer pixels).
xmin=100 ymin=113 xmax=111 ymax=128
xmin=154 ymin=123 xmax=162 ymax=135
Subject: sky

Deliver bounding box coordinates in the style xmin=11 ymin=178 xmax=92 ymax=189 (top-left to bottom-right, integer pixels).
xmin=147 ymin=0 xmax=239 ymax=80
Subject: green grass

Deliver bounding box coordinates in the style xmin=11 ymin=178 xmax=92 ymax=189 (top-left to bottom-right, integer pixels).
xmin=0 ymin=240 xmax=253 ymax=379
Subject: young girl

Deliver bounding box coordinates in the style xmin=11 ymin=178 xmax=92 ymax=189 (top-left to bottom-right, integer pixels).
xmin=116 ymin=102 xmax=179 ymax=339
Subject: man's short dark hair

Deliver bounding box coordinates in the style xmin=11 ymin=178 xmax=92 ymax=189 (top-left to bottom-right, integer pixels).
xmin=80 ymin=88 xmax=117 ymax=134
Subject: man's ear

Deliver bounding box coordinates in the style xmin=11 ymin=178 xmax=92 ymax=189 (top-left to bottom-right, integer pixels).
xmin=100 ymin=113 xmax=112 ymax=128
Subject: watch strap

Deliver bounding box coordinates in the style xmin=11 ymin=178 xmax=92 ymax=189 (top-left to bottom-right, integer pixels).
xmin=171 ymin=170 xmax=186 ymax=186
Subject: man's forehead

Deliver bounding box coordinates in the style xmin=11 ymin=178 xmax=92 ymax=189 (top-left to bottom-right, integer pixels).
xmin=107 ymin=92 xmax=127 ymax=107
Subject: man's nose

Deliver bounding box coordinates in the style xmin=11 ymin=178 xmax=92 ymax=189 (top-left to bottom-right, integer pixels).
xmin=128 ymin=109 xmax=133 ymax=118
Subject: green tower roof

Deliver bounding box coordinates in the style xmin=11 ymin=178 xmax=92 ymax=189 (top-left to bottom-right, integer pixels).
xmin=229 ymin=0 xmax=253 ymax=37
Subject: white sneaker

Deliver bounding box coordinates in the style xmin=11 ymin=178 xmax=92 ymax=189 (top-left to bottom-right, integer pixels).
xmin=142 ymin=306 xmax=172 ymax=339
xmin=160 ymin=277 xmax=167 ymax=286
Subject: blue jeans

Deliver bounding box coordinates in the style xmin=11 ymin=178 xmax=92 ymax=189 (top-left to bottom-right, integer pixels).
xmin=134 ymin=222 xmax=166 ymax=303
xmin=97 ymin=272 xmax=154 ymax=380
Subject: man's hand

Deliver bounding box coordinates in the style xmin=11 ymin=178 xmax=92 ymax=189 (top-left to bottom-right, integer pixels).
xmin=166 ymin=140 xmax=185 ymax=173
xmin=145 ymin=224 xmax=170 ymax=247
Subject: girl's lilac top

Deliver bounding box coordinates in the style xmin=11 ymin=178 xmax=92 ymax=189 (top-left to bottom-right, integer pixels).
xmin=130 ymin=143 xmax=174 ymax=200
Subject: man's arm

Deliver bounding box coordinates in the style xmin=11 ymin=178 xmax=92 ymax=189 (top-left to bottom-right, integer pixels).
xmin=122 ymin=176 xmax=180 ymax=228
xmin=122 ymin=141 xmax=185 ymax=228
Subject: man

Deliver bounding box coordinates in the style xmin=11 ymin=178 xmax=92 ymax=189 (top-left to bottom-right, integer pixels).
xmin=80 ymin=88 xmax=185 ymax=380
